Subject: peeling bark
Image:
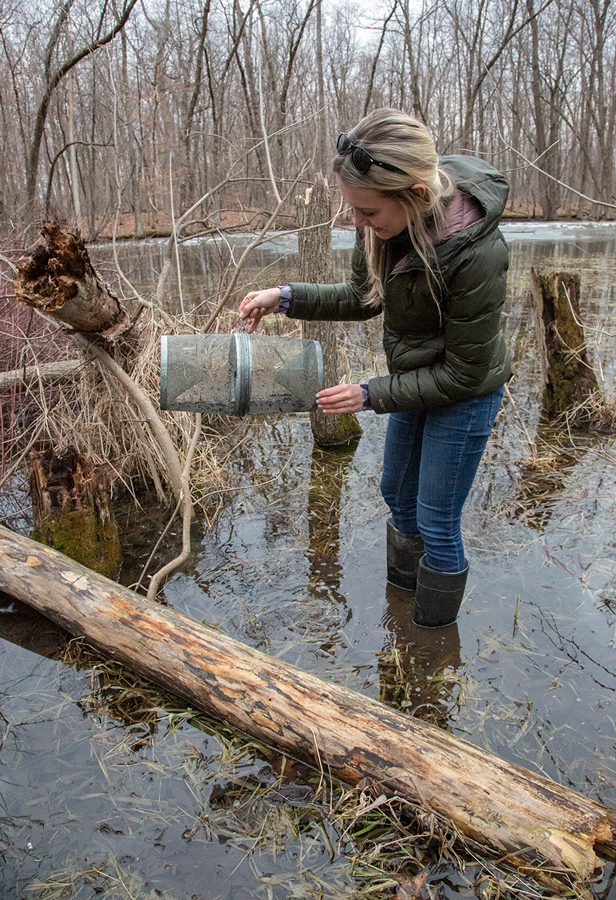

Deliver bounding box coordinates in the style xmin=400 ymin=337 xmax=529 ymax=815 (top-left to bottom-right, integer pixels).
xmin=0 ymin=523 xmax=613 ymax=879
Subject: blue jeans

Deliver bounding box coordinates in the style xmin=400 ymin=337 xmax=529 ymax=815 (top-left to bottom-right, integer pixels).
xmin=380 ymin=387 xmax=504 ymax=573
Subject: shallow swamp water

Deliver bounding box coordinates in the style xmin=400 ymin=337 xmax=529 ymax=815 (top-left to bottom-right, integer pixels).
xmin=2 ymin=223 xmax=616 ymax=899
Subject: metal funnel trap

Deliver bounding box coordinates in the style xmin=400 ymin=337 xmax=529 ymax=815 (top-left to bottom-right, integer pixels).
xmin=160 ymin=333 xmax=323 ymax=416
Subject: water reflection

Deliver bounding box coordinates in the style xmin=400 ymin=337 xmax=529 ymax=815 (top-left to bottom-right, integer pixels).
xmin=378 ymin=584 xmax=462 ymax=728
xmin=0 ymin=591 xmax=67 ymax=659
xmin=304 ymin=436 xmax=464 ymax=732
xmin=307 ymin=443 xmax=357 ymax=607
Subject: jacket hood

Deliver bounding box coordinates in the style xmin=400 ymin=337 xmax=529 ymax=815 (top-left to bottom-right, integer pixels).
xmin=440 ymin=154 xmax=509 ymax=231
xmin=387 ymin=155 xmax=509 ymax=275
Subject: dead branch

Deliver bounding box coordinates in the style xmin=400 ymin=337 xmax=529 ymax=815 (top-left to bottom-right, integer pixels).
xmin=0 ymin=359 xmax=81 ymax=391
xmin=146 ymin=412 xmax=202 ymax=600
xmin=14 ymin=222 xmax=131 ymax=335
xmin=202 ymin=162 xmax=311 ymax=333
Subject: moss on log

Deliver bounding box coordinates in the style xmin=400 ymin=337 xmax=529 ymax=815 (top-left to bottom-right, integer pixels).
xmin=530 ymin=268 xmax=599 ymax=417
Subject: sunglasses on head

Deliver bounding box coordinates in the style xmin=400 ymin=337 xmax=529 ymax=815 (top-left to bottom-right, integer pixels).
xmin=337 ymin=133 xmax=407 ymax=176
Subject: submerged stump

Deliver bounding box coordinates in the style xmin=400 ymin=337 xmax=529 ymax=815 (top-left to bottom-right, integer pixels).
xmin=297 ymin=175 xmax=363 ymax=447
xmin=530 ymin=268 xmax=599 ymax=417
xmin=29 ymin=447 xmax=121 ymax=579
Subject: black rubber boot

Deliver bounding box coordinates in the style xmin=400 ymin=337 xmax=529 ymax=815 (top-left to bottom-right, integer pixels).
xmin=386 ymin=519 xmax=424 ymax=592
xmin=412 ymin=555 xmax=469 ymax=628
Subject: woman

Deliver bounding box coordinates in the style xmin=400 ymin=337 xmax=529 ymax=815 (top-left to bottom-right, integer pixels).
xmin=239 ymin=108 xmax=511 ymax=628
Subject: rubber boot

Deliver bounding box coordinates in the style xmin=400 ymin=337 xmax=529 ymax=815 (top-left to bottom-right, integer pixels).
xmin=386 ymin=518 xmax=424 ymax=592
xmin=412 ymin=555 xmax=468 ymax=628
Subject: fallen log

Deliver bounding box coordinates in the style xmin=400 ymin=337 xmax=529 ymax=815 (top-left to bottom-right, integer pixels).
xmin=0 ymin=522 xmax=613 ymax=880
xmin=0 ymin=359 xmax=81 ymax=391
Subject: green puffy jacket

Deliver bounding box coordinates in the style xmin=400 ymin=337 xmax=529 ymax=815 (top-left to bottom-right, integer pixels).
xmin=287 ymin=155 xmax=512 ymax=413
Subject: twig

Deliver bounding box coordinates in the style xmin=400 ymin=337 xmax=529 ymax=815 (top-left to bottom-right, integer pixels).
xmin=0 ymin=417 xmax=47 ymax=492
xmin=483 ymin=65 xmax=616 ymax=213
xmin=106 ymin=45 xmax=149 ymax=309
xmin=146 ymin=413 xmax=202 ymax=601
xmin=505 ymin=142 xmax=616 ymax=212
xmin=503 ymin=382 xmax=538 ymax=461
xmin=560 ymin=281 xmax=616 ymax=339
xmin=202 ymin=163 xmax=311 ymax=333
xmin=133 ymin=496 xmax=181 ymax=593
xmin=0 ymin=252 xmax=18 ymax=275
xmin=169 ymin=151 xmax=186 ymax=317
xmin=154 ymin=114 xmax=321 ymax=306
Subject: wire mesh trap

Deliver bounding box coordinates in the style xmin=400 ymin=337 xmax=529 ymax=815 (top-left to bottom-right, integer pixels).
xmin=160 ymin=333 xmax=324 ymax=416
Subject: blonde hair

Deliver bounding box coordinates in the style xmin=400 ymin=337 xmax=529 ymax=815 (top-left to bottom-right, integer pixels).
xmin=332 ymin=108 xmax=455 ymax=307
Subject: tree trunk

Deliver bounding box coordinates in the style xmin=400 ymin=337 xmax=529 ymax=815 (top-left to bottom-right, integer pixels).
xmin=0 ymin=522 xmax=614 ymax=880
xmin=24 ymin=0 xmax=139 ymax=209
xmin=315 ymin=0 xmax=327 ymax=175
xmin=14 ymin=221 xmax=130 ymax=336
xmin=121 ymin=29 xmax=144 ymax=238
xmin=296 ymin=176 xmax=362 ymax=447
xmin=28 ymin=448 xmax=121 ymax=579
xmin=526 ymin=0 xmax=559 ymax=220
xmin=529 ymin=268 xmax=599 ymax=417
xmin=67 ymin=68 xmax=82 ymax=225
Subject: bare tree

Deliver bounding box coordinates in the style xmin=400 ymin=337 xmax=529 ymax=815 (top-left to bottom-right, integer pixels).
xmin=23 ymin=0 xmax=138 ymax=210
xmin=1 ymin=0 xmax=615 ymax=224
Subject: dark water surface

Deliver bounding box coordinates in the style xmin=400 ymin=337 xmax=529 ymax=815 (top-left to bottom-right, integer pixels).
xmin=2 ymin=226 xmax=616 ymax=898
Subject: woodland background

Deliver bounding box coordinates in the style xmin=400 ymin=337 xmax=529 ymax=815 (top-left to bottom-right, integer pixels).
xmin=0 ymin=0 xmax=614 ymax=239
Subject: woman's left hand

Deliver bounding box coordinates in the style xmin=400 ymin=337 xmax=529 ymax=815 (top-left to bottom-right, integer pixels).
xmin=316 ymin=383 xmax=363 ymax=414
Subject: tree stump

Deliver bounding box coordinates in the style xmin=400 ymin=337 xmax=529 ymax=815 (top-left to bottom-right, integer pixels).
xmin=14 ymin=221 xmax=130 ymax=338
xmin=296 ymin=175 xmax=363 ymax=447
xmin=530 ymin=268 xmax=599 ymax=417
xmin=29 ymin=447 xmax=121 ymax=579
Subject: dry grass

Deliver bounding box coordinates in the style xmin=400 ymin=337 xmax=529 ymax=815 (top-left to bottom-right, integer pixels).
xmin=556 ymin=389 xmax=616 ymax=434
xmin=0 ymin=292 xmax=230 ymax=518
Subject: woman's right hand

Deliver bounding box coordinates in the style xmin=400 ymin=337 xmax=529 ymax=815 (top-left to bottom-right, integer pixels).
xmin=238 ymin=288 xmax=281 ymax=334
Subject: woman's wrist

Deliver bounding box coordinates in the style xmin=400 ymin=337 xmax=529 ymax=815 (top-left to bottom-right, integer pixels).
xmin=360 ymin=383 xmax=373 ymax=410
xmin=276 ymin=285 xmax=292 ymax=314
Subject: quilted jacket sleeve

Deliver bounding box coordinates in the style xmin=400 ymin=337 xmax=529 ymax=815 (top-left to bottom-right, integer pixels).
xmin=287 ymin=234 xmax=382 ymax=322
